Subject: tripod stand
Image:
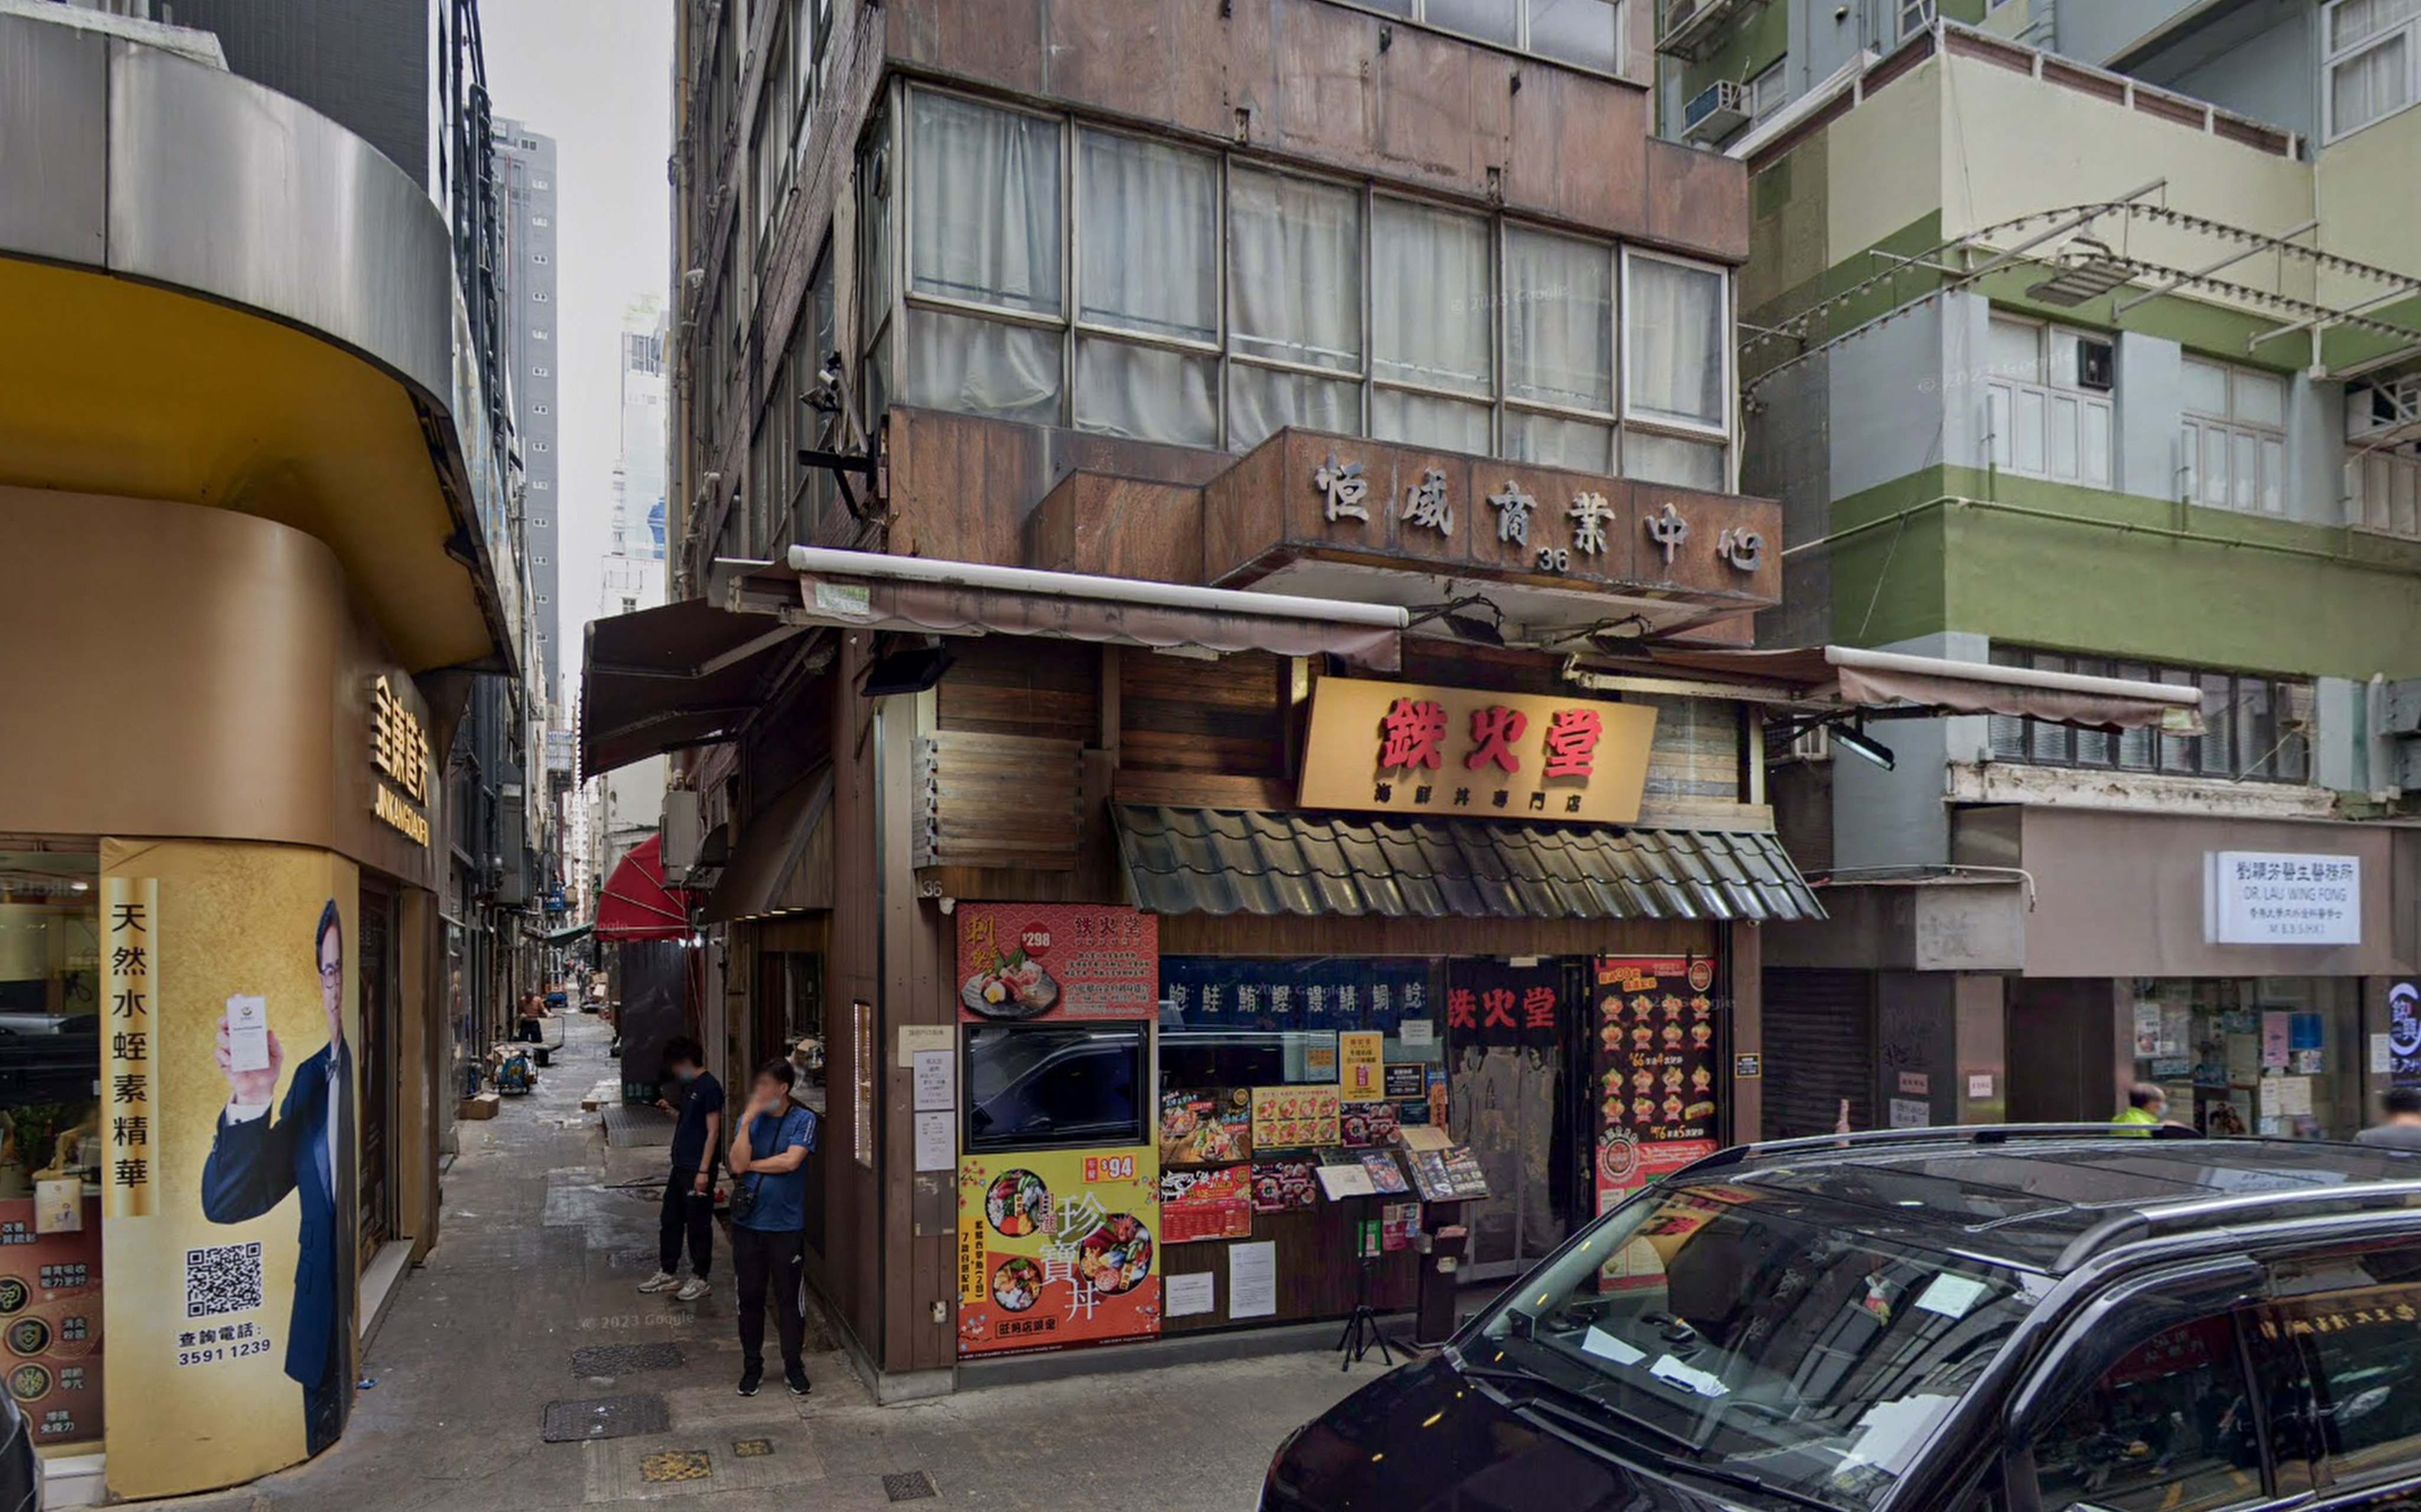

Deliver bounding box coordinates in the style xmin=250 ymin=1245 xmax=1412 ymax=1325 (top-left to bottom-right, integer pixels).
xmin=1335 ymin=1257 xmax=1394 ymax=1371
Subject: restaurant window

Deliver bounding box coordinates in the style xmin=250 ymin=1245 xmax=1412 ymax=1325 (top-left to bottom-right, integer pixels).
xmin=1227 ymin=167 xmax=1366 ymax=448
xmin=1985 ymin=316 xmax=2114 ymax=489
xmin=1622 ymin=250 xmax=1730 ymax=489
xmin=1075 ymin=129 xmax=1221 ymax=447
xmin=2326 ymin=0 xmax=2420 ymax=140
xmin=1985 ymin=647 xmax=2309 ymax=784
xmin=2182 ymin=357 xmax=2287 ymax=514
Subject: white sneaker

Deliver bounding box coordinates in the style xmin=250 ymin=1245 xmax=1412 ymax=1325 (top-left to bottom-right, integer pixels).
xmin=637 ymin=1270 xmax=680 ymax=1294
xmin=675 ymin=1277 xmax=711 ymax=1302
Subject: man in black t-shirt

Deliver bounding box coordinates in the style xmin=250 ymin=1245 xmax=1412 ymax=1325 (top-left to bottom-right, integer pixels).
xmin=639 ymin=1037 xmax=724 ymax=1302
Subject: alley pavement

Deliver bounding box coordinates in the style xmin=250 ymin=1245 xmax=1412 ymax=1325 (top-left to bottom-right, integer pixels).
xmin=156 ymin=1016 xmax=1366 ymax=1511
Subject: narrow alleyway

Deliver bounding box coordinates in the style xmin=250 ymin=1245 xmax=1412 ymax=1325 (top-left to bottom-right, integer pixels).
xmin=160 ymin=1016 xmax=1366 ymax=1511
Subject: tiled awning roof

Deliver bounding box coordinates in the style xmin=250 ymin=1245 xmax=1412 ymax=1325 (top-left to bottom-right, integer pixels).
xmin=1113 ymin=807 xmax=1824 ymax=922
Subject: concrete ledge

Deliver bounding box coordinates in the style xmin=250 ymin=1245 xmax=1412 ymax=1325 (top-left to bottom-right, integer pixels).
xmin=359 ymin=1238 xmax=415 ymax=1353
xmin=38 ymin=1449 xmax=105 ymax=1509
xmin=957 ymin=1313 xmax=1421 ymax=1393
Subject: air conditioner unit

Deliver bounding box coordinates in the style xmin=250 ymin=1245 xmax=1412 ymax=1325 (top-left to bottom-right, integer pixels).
xmin=660 ymin=790 xmax=704 ymax=882
xmin=1684 ymin=80 xmax=1751 ymax=144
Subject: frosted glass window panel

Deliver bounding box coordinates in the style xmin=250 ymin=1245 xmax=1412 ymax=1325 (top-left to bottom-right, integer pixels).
xmin=1987 ymin=317 xmax=2043 ymax=384
xmin=2232 ymin=432 xmax=2261 ymax=511
xmin=1625 ymin=430 xmax=1727 ymax=491
xmin=2182 ymin=358 xmax=2229 ymax=417
xmin=2234 ymin=369 xmax=2287 ymax=428
xmin=1074 ymin=339 xmax=1218 ymax=447
xmin=1078 ymin=131 xmax=1218 ymax=343
xmin=1424 ymin=0 xmax=1521 ymax=46
xmin=2050 ymin=394 xmax=2080 ymax=481
xmin=2200 ymin=425 xmax=2231 ymax=507
xmin=1229 ymin=168 xmax=1365 ymax=373
xmin=1989 ymin=385 xmax=2015 ymax=470
xmin=909 ymin=93 xmax=1062 ymax=316
xmin=1531 ymin=0 xmax=1625 ymax=73
xmin=1505 ymin=410 xmax=1614 ymax=472
xmin=2261 ymin=437 xmax=2285 ymax=512
xmin=2083 ymin=401 xmax=2112 ymax=486
xmin=2336 ymin=0 xmax=2421 ymax=50
xmin=1373 ymin=198 xmax=1495 ymax=398
xmin=1506 ymin=227 xmax=1613 ymax=414
xmin=2397 ymin=455 xmax=2421 ymax=534
xmin=1625 ymin=254 xmax=1728 ymax=431
xmin=906 ymin=308 xmax=1062 ymax=426
xmin=1374 ymin=389 xmax=1492 ymax=455
xmin=2332 ymin=32 xmax=2413 ymax=132
xmin=2014 ymin=389 xmax=2047 ymax=476
xmin=1227 ymin=364 xmax=1359 ymax=452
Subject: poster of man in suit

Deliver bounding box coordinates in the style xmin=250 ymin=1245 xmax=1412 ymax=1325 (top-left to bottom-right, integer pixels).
xmin=202 ymin=897 xmax=358 ymax=1455
xmin=98 ymin=839 xmax=361 ymax=1500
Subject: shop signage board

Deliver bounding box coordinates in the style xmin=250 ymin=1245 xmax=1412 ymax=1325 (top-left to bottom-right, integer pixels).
xmin=1159 ymin=958 xmax=1431 ymax=1034
xmin=367 ymin=674 xmax=433 ymax=847
xmin=1297 ymin=679 xmax=1657 ymax=824
xmin=957 ymin=904 xmax=1158 ymax=1022
xmin=1447 ymin=959 xmax=1566 ymax=1049
xmin=2203 ymin=852 xmax=2361 ymax=946
xmin=2390 ymin=982 xmax=2421 ymax=1081
xmin=1593 ymin=958 xmax=1721 ymax=1214
xmin=1249 ymin=1160 xmax=1318 ymax=1213
xmin=956 ymin=1147 xmax=1161 ymax=1358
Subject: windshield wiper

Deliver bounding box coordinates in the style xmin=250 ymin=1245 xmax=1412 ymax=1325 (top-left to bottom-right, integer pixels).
xmin=1449 ymin=1348 xmax=1701 ymax=1455
xmin=1659 ymin=1459 xmax=1848 ymax=1512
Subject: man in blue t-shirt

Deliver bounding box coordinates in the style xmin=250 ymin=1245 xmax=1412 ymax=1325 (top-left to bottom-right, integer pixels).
xmin=639 ymin=1037 xmax=723 ymax=1302
xmin=727 ymin=1058 xmax=819 ymax=1397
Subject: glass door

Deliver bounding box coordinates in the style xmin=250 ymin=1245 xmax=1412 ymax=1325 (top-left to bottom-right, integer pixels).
xmin=1446 ymin=958 xmax=1574 ymax=1279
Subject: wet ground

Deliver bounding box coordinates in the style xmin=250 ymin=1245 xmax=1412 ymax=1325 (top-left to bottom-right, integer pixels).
xmin=154 ymin=1016 xmax=1369 ymax=1511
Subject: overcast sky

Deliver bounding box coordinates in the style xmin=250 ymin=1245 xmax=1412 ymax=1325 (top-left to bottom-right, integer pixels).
xmin=477 ymin=0 xmax=672 ymax=712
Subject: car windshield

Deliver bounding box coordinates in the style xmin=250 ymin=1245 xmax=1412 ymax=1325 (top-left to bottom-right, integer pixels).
xmin=1463 ymin=1180 xmax=2044 ymax=1511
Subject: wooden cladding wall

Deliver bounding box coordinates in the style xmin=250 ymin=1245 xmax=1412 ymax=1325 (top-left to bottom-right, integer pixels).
xmin=1119 ymin=650 xmax=1288 ymax=780
xmin=915 ymin=732 xmax=1084 ymax=870
xmin=934 ymin=637 xmax=1098 ymax=744
xmin=1639 ymin=695 xmax=1741 ymax=807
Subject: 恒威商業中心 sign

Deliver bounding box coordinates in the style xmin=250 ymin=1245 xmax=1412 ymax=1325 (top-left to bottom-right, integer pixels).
xmin=1297 ymin=678 xmax=1657 ymax=825
xmin=2204 ymin=851 xmax=2361 ymax=946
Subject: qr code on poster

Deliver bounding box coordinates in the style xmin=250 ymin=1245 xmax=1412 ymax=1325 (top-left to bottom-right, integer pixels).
xmin=184 ymin=1242 xmax=264 ymax=1319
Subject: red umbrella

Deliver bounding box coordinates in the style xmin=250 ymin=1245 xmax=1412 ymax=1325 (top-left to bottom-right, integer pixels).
xmin=596 ymin=834 xmax=693 ymax=942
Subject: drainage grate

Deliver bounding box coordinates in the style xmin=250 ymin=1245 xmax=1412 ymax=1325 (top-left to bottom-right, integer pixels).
xmin=639 ymin=1449 xmax=713 ymax=1484
xmin=540 ymin=1393 xmax=671 ymax=1443
xmin=571 ymin=1342 xmax=686 ymax=1376
xmin=884 ymin=1471 xmax=939 ymax=1503
xmin=733 ymin=1438 xmax=775 ymax=1458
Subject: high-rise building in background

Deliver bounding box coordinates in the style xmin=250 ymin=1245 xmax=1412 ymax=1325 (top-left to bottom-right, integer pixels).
xmin=494 ymin=118 xmax=562 ymax=703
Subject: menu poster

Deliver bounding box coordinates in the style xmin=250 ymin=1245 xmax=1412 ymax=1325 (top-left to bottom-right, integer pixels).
xmin=0 ymin=1196 xmax=103 ymax=1445
xmin=1315 ymin=1163 xmax=1377 ymax=1201
xmin=1160 ymin=1166 xmax=1253 ymax=1245
xmin=1593 ymin=956 xmax=1720 ymax=1214
xmin=955 ymin=1148 xmax=1161 ymax=1359
xmin=1340 ymin=1101 xmax=1399 ymax=1149
xmin=1249 ymin=1160 xmax=1318 ymax=1214
xmin=1359 ymin=1150 xmax=1411 ymax=1195
xmin=958 ymin=904 xmax=1159 ymax=1023
xmin=1406 ymin=1146 xmax=1493 ymax=1202
xmin=1250 ymin=1085 xmax=1341 ymax=1151
xmin=1338 ymin=1031 xmax=1385 ymax=1099
xmin=1160 ymin=1088 xmax=1252 ymax=1168
xmin=1440 ymin=1146 xmax=1492 ymax=1199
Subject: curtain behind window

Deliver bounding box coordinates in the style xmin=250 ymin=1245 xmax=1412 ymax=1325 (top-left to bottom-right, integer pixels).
xmin=1373 ymin=199 xmax=1492 ymax=397
xmin=1626 ymin=256 xmax=1725 ymax=431
xmin=1505 ymin=227 xmax=1612 ymax=414
xmin=909 ymin=92 xmax=1061 ymax=315
xmin=1229 ymin=168 xmax=1364 ymax=374
xmin=1079 ymin=131 xmax=1217 ymax=343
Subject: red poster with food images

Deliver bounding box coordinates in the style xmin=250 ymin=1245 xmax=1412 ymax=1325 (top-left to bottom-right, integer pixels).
xmin=957 ymin=904 xmax=1159 ymax=1022
xmin=1158 ymin=1167 xmax=1253 ymax=1244
xmin=957 ymin=1148 xmax=1161 ymax=1358
xmin=1594 ymin=956 xmax=1722 ymax=1214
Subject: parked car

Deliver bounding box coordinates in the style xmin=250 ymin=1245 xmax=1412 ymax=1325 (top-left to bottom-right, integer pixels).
xmin=0 ymin=1385 xmax=38 ymax=1511
xmin=1262 ymin=1126 xmax=2421 ymax=1512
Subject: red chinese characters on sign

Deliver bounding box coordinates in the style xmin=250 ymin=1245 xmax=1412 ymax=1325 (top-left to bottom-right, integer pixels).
xmin=1378 ymin=698 xmax=1449 ymax=772
xmin=1542 ymin=709 xmax=1603 ymax=778
xmin=1464 ymin=706 xmax=1528 ymax=774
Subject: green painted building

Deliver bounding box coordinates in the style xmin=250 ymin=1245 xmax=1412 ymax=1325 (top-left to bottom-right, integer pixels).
xmin=1657 ymin=0 xmax=2421 ymax=1148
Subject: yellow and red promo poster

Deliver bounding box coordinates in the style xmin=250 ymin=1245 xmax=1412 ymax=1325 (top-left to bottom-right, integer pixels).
xmin=956 ymin=1147 xmax=1161 ymax=1358
xmin=956 ymin=904 xmax=1159 ymax=1023
xmin=1594 ymin=956 xmax=1722 ymax=1215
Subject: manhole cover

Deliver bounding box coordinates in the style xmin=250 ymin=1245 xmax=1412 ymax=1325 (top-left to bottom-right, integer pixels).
xmin=540 ymin=1393 xmax=670 ymax=1443
xmin=640 ymin=1449 xmax=712 ymax=1484
xmin=571 ymin=1342 xmax=686 ymax=1375
xmin=884 ymin=1471 xmax=939 ymax=1502
xmin=734 ymin=1438 xmax=774 ymax=1458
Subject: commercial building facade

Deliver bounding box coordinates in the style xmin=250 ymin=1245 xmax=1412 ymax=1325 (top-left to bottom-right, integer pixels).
xmin=555 ymin=0 xmax=1972 ymax=1400
xmin=0 ymin=4 xmax=527 ymax=1498
xmin=1658 ymin=1 xmax=2421 ymax=1137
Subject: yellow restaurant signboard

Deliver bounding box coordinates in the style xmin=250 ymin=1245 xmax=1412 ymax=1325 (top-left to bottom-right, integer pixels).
xmin=1297 ymin=678 xmax=1658 ymax=825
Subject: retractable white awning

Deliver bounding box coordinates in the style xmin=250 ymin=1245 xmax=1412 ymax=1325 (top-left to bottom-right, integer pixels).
xmin=1581 ymin=644 xmax=2205 ymax=734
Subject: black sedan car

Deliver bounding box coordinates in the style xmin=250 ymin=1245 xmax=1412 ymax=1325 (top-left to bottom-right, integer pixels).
xmin=1264 ymin=1126 xmax=2421 ymax=1512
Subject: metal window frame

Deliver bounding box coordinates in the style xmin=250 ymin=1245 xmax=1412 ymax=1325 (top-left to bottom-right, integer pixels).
xmin=1984 ymin=314 xmax=2116 ymax=488
xmin=1328 ymin=0 xmax=1638 ymax=84
xmin=1619 ymin=245 xmax=1735 ymax=485
xmin=2323 ymin=0 xmax=2421 ymax=142
xmin=1989 ymin=647 xmax=2309 ymax=785
xmin=1069 ymin=122 xmax=1227 ymax=448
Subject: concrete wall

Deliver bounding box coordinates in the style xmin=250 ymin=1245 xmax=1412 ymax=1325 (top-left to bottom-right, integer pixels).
xmin=2126 ymin=0 xmax=2316 ymax=139
xmin=1831 ymin=630 xmax=1989 ymax=869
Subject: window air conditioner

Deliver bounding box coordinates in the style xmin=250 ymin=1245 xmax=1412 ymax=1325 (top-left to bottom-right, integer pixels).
xmin=1684 ymin=80 xmax=1751 ymax=144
